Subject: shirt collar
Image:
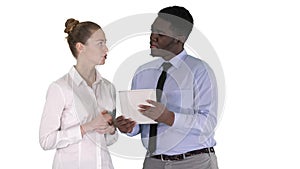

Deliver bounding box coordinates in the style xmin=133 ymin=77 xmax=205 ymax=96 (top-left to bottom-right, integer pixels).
xmin=68 ymin=66 xmax=103 ymax=86
xmin=94 ymin=70 xmax=103 ymax=84
xmin=157 ymin=49 xmax=187 ymax=69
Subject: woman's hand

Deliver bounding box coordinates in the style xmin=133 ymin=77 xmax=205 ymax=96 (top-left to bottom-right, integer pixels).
xmin=81 ymin=110 xmax=116 ymax=136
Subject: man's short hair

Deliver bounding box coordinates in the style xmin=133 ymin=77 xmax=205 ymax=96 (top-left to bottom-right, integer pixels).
xmin=158 ymin=6 xmax=194 ymax=39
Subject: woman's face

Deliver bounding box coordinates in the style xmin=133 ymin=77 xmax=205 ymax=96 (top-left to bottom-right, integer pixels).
xmin=82 ymin=29 xmax=108 ymax=65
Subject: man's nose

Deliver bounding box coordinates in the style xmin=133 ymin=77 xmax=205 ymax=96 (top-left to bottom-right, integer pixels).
xmin=150 ymin=33 xmax=158 ymax=41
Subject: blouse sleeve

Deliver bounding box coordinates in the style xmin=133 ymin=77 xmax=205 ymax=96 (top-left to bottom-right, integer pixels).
xmin=39 ymin=83 xmax=82 ymax=150
xmin=105 ymin=83 xmax=118 ymax=146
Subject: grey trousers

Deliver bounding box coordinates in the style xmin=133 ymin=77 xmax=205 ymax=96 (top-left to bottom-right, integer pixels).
xmin=143 ymin=152 xmax=218 ymax=169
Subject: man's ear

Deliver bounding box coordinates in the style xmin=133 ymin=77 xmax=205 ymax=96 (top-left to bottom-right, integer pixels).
xmin=76 ymin=42 xmax=85 ymax=53
xmin=176 ymin=35 xmax=186 ymax=43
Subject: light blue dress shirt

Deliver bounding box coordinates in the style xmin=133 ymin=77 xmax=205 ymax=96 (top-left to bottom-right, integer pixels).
xmin=127 ymin=50 xmax=218 ymax=156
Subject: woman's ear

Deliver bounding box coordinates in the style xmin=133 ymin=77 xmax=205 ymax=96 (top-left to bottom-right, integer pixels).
xmin=76 ymin=42 xmax=85 ymax=54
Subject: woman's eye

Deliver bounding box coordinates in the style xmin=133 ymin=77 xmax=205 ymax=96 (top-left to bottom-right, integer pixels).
xmin=99 ymin=41 xmax=106 ymax=46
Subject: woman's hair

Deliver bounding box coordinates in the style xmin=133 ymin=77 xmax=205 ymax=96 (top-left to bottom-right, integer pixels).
xmin=64 ymin=18 xmax=101 ymax=58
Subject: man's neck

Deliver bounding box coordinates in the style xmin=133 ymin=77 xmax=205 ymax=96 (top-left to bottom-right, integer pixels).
xmin=162 ymin=48 xmax=184 ymax=61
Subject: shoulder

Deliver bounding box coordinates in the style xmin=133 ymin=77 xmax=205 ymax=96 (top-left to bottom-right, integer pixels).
xmin=44 ymin=74 xmax=68 ymax=100
xmin=46 ymin=73 xmax=73 ymax=98
xmin=100 ymin=77 xmax=116 ymax=91
xmin=135 ymin=58 xmax=161 ymax=74
xmin=185 ymin=55 xmax=212 ymax=72
xmin=53 ymin=73 xmax=71 ymax=89
xmin=101 ymin=77 xmax=113 ymax=86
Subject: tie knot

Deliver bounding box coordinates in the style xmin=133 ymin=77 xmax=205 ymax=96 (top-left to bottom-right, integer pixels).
xmin=162 ymin=62 xmax=172 ymax=71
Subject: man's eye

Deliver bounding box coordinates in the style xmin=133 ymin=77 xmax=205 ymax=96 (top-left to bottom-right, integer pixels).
xmin=152 ymin=31 xmax=164 ymax=36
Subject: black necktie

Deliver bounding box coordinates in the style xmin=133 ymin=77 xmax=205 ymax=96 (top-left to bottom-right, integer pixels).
xmin=148 ymin=62 xmax=172 ymax=155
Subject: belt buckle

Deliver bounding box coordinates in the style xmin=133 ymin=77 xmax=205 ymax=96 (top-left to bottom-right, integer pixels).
xmin=160 ymin=154 xmax=173 ymax=161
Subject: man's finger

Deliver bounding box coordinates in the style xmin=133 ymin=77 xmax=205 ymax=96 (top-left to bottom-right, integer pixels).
xmin=116 ymin=118 xmax=132 ymax=126
xmin=116 ymin=115 xmax=124 ymax=120
xmin=146 ymin=99 xmax=159 ymax=106
xmin=138 ymin=104 xmax=151 ymax=109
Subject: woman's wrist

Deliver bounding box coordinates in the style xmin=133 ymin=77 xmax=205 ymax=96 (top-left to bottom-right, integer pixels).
xmin=80 ymin=125 xmax=86 ymax=136
xmin=109 ymin=125 xmax=116 ymax=135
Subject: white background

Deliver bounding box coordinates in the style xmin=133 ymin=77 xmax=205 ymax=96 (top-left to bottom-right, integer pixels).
xmin=1 ymin=0 xmax=300 ymax=168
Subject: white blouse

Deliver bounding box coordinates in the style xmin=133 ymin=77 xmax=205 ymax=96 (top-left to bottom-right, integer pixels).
xmin=39 ymin=67 xmax=118 ymax=169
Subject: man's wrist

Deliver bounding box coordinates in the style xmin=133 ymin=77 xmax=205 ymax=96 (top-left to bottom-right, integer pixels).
xmin=165 ymin=111 xmax=175 ymax=126
xmin=157 ymin=110 xmax=174 ymax=126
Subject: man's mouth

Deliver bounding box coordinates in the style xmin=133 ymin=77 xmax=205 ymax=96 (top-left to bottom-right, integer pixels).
xmin=150 ymin=45 xmax=158 ymax=48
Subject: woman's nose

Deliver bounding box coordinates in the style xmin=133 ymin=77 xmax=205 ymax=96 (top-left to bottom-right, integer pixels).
xmin=104 ymin=45 xmax=109 ymax=52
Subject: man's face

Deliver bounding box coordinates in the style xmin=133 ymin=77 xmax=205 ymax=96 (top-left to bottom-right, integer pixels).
xmin=150 ymin=17 xmax=178 ymax=58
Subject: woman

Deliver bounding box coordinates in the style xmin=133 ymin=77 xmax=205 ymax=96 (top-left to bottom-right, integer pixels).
xmin=39 ymin=18 xmax=117 ymax=169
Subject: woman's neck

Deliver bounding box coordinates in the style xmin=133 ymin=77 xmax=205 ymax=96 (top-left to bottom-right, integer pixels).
xmin=75 ymin=63 xmax=96 ymax=87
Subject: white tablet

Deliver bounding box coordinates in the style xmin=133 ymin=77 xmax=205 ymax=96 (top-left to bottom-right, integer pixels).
xmin=119 ymin=89 xmax=157 ymax=124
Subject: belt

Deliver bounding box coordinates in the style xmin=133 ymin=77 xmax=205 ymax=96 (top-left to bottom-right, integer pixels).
xmin=151 ymin=147 xmax=215 ymax=161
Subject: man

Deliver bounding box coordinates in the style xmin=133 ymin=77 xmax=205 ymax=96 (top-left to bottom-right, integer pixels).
xmin=115 ymin=6 xmax=219 ymax=169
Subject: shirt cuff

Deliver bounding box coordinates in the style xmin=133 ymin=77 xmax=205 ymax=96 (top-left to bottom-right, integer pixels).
xmin=126 ymin=124 xmax=140 ymax=137
xmin=172 ymin=112 xmax=190 ymax=129
xmin=105 ymin=131 xmax=118 ymax=146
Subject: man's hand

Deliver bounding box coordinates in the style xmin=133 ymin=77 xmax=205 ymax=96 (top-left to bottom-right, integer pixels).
xmin=138 ymin=100 xmax=174 ymax=126
xmin=115 ymin=116 xmax=136 ymax=133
